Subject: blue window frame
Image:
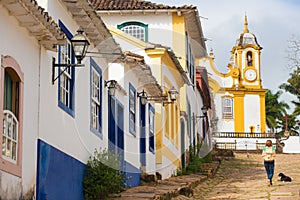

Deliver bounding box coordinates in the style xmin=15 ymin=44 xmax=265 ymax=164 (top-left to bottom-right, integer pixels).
xmin=58 ymin=20 xmax=75 ymax=117
xmin=90 ymin=58 xmax=102 ymax=137
xmin=129 ymin=83 xmax=136 ymax=135
xmin=117 ymin=21 xmax=148 ymax=42
xmin=149 ymin=104 xmax=155 ymax=153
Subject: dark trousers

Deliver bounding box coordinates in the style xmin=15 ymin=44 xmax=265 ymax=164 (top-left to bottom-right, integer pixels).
xmin=264 ymin=160 xmax=275 ymax=182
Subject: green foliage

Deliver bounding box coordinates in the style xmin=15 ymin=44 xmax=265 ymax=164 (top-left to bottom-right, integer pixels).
xmin=175 ymin=145 xmax=212 ymax=176
xmin=265 ymin=90 xmax=290 ymax=132
xmin=82 ymin=149 xmax=126 ymax=200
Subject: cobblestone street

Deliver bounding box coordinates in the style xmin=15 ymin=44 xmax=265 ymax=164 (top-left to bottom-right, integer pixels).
xmin=174 ymin=153 xmax=300 ymax=200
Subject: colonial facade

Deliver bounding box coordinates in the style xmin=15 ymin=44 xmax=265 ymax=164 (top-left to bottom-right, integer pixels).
xmin=0 ymin=0 xmax=212 ymax=199
xmin=200 ymin=16 xmax=269 ymax=150
xmin=92 ymin=0 xmax=211 ymax=178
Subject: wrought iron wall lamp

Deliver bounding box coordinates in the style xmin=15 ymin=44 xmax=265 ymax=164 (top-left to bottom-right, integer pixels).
xmin=104 ymin=80 xmax=117 ymax=96
xmin=52 ymin=29 xmax=123 ymax=85
xmin=137 ymin=86 xmax=178 ymax=106
xmin=52 ymin=29 xmax=89 ymax=84
xmin=195 ymin=106 xmax=208 ymax=119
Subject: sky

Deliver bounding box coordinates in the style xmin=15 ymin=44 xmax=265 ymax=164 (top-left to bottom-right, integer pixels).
xmin=150 ymin=0 xmax=300 ymax=112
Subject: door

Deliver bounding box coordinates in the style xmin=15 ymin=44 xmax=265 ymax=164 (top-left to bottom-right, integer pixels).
xmin=140 ymin=101 xmax=146 ymax=167
xmin=108 ymin=96 xmax=124 ymax=167
xmin=181 ymin=119 xmax=186 ymax=168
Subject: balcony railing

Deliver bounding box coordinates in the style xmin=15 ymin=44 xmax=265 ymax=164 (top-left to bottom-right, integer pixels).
xmin=212 ymin=132 xmax=276 ymax=138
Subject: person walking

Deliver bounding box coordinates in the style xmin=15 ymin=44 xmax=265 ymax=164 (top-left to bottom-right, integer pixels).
xmin=262 ymin=140 xmax=276 ymax=186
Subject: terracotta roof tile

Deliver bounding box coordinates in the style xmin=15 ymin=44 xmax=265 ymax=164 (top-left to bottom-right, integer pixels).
xmin=90 ymin=0 xmax=196 ymax=10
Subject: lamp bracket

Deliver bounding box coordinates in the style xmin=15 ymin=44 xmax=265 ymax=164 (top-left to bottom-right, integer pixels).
xmin=52 ymin=57 xmax=84 ymax=85
xmin=195 ymin=115 xmax=206 ymax=119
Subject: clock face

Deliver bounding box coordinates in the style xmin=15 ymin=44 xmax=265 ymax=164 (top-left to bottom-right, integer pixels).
xmin=245 ymin=69 xmax=257 ymax=81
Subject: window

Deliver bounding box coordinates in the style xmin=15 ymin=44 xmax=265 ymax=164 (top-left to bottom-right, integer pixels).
xmin=3 ymin=71 xmax=19 ymax=163
xmin=58 ymin=21 xmax=75 ymax=117
xmin=90 ymin=58 xmax=102 ymax=137
xmin=129 ymin=84 xmax=136 ymax=135
xmin=117 ymin=22 xmax=148 ymax=41
xmin=1 ymin=55 xmax=23 ymax=177
xmin=186 ymin=32 xmax=195 ymax=84
xmin=246 ymin=51 xmax=253 ymax=66
xmin=222 ymin=97 xmax=233 ymax=119
xmin=149 ymin=105 xmax=155 ymax=153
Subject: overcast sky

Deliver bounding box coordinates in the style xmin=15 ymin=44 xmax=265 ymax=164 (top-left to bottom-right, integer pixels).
xmin=151 ymin=0 xmax=300 ymax=111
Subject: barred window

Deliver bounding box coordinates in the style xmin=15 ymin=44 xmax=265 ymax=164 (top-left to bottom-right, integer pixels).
xmin=222 ymin=97 xmax=233 ymax=119
xmin=129 ymin=84 xmax=136 ymax=135
xmin=90 ymin=58 xmax=102 ymax=136
xmin=118 ymin=22 xmax=148 ymax=42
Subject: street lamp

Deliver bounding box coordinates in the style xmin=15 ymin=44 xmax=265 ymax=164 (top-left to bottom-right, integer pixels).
xmin=137 ymin=86 xmax=178 ymax=106
xmin=195 ymin=106 xmax=208 ymax=119
xmin=71 ymin=29 xmax=90 ymax=64
xmin=52 ymin=28 xmax=90 ymax=84
xmin=104 ymin=80 xmax=117 ymax=96
xmin=137 ymin=90 xmax=148 ymax=105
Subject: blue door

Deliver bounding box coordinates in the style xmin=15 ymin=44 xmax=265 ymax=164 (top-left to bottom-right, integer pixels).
xmin=108 ymin=96 xmax=124 ymax=166
xmin=140 ymin=101 xmax=146 ymax=167
xmin=117 ymin=102 xmax=124 ymax=166
xmin=108 ymin=96 xmax=116 ymax=153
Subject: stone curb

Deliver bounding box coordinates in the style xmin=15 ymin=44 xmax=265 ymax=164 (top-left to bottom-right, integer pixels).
xmin=112 ymin=161 xmax=221 ymax=200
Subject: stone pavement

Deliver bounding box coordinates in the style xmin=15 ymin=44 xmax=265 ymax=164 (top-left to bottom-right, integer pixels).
xmin=113 ymin=153 xmax=300 ymax=200
xmin=174 ymin=153 xmax=300 ymax=200
xmin=112 ymin=161 xmax=219 ymax=200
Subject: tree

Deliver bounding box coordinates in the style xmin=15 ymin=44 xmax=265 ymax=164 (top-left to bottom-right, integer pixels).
xmin=265 ymin=90 xmax=290 ymax=133
xmin=278 ymin=35 xmax=300 ymax=134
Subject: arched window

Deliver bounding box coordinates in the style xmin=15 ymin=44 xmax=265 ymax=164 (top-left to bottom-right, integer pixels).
xmin=1 ymin=55 xmax=24 ymax=177
xmin=246 ymin=51 xmax=253 ymax=66
xmin=222 ymin=97 xmax=233 ymax=119
xmin=117 ymin=21 xmax=148 ymax=41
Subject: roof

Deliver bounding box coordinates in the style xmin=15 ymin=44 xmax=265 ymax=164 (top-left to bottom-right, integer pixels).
xmin=145 ymin=44 xmax=191 ymax=85
xmin=0 ymin=0 xmax=65 ymax=51
xmin=90 ymin=0 xmax=196 ymax=10
xmin=59 ymin=0 xmax=122 ymax=58
xmin=91 ymin=0 xmax=206 ymax=58
xmin=123 ymin=51 xmax=163 ymax=97
xmin=235 ymin=15 xmax=261 ymax=48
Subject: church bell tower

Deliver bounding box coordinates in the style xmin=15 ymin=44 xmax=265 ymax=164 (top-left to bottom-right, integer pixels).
xmin=231 ymin=15 xmax=263 ymax=89
xmin=226 ymin=15 xmax=267 ymax=133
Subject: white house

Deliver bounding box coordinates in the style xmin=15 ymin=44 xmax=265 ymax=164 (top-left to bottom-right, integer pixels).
xmin=0 ymin=1 xmax=64 ymax=199
xmin=93 ymin=0 xmax=209 ymax=178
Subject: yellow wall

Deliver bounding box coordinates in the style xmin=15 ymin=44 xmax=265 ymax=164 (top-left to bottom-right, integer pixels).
xmin=233 ymin=92 xmax=245 ymax=132
xmin=172 ymin=13 xmax=187 ymax=113
xmin=260 ymin=93 xmax=267 ymax=132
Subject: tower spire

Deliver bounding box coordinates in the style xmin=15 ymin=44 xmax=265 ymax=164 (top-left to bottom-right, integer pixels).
xmin=243 ymin=14 xmax=249 ymax=33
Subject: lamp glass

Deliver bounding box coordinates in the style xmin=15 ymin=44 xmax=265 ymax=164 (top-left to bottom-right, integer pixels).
xmin=71 ymin=29 xmax=90 ymax=64
xmin=168 ymin=86 xmax=178 ymax=101
xmin=109 ymin=87 xmax=116 ymax=96
xmin=141 ymin=96 xmax=147 ymax=105
xmin=201 ymin=106 xmax=208 ymax=115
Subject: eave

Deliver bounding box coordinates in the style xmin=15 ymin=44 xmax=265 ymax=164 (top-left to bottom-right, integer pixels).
xmin=0 ymin=0 xmax=65 ymax=51
xmin=59 ymin=0 xmax=122 ymax=57
xmin=123 ymin=51 xmax=163 ymax=97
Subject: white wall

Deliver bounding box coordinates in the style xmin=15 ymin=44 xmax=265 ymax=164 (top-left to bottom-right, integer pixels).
xmin=0 ymin=4 xmax=40 ymax=197
xmin=244 ymin=94 xmax=261 ymax=132
xmin=100 ymin=14 xmax=173 ymax=48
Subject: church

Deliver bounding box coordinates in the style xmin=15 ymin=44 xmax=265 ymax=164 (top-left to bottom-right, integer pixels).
xmin=200 ymin=16 xmax=271 ymax=150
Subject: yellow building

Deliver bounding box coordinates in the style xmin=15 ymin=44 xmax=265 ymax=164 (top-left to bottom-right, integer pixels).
xmin=95 ymin=0 xmax=208 ymax=178
xmin=200 ymin=16 xmax=267 ymax=137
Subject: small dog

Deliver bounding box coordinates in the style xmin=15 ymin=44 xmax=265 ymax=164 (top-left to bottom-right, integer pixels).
xmin=278 ymin=173 xmax=292 ymax=182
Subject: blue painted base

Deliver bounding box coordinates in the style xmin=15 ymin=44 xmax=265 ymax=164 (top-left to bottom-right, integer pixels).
xmin=36 ymin=139 xmax=85 ymax=200
xmin=123 ymin=161 xmax=141 ymax=188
